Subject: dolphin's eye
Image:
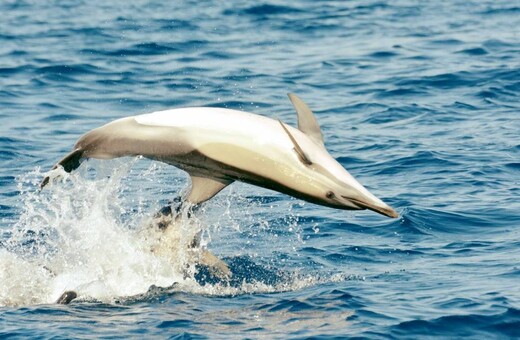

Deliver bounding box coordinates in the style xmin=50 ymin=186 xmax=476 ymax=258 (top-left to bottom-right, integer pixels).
xmin=326 ymin=191 xmax=335 ymax=199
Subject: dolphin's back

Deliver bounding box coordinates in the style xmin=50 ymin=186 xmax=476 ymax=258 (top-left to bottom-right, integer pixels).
xmin=133 ymin=108 xmax=303 ymax=175
xmin=134 ymin=107 xmax=289 ymax=150
xmin=44 ymin=108 xmax=302 ymax=186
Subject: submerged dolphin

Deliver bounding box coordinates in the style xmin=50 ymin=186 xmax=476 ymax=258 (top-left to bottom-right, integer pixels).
xmin=42 ymin=94 xmax=398 ymax=218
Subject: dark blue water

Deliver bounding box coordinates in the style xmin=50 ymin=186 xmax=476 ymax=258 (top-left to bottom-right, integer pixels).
xmin=1 ymin=0 xmax=520 ymax=338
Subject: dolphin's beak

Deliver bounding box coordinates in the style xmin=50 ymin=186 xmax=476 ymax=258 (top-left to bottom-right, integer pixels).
xmin=341 ymin=195 xmax=399 ymax=218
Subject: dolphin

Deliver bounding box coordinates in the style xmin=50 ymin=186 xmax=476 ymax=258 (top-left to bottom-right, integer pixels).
xmin=54 ymin=215 xmax=231 ymax=305
xmin=41 ymin=94 xmax=398 ymax=218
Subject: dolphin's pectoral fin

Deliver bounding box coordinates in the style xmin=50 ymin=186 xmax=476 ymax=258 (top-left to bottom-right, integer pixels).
xmin=278 ymin=120 xmax=313 ymax=166
xmin=287 ymin=93 xmax=325 ymax=148
xmin=200 ymin=249 xmax=232 ymax=279
xmin=187 ymin=175 xmax=233 ymax=205
xmin=150 ymin=176 xmax=229 ymax=227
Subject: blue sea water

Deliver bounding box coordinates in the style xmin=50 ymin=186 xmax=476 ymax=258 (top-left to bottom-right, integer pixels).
xmin=1 ymin=0 xmax=520 ymax=338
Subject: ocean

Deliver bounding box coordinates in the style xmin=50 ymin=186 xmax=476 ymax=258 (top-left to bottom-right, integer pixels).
xmin=1 ymin=0 xmax=519 ymax=338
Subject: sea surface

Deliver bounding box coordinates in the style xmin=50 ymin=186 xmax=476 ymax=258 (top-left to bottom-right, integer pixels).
xmin=1 ymin=0 xmax=519 ymax=338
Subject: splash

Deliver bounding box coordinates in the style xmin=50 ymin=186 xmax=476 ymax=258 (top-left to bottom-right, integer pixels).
xmin=1 ymin=160 xmax=186 ymax=306
xmin=0 ymin=159 xmax=345 ymax=307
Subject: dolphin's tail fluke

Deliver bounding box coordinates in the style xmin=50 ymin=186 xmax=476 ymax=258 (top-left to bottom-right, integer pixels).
xmin=40 ymin=148 xmax=85 ymax=189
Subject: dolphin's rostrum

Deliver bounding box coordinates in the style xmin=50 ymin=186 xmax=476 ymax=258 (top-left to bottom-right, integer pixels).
xmin=42 ymin=94 xmax=398 ymax=218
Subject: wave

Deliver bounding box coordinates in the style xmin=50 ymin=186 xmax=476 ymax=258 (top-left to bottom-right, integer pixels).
xmin=388 ymin=308 xmax=520 ymax=338
xmin=223 ymin=4 xmax=302 ymax=17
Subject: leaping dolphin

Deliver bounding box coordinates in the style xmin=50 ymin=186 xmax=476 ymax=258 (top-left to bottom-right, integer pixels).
xmin=42 ymin=94 xmax=398 ymax=218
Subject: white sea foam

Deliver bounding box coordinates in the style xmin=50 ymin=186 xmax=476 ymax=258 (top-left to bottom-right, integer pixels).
xmin=1 ymin=162 xmax=182 ymax=306
xmin=0 ymin=159 xmax=347 ymax=307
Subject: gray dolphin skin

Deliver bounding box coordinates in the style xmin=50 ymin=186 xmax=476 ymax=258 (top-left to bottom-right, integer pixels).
xmin=42 ymin=94 xmax=398 ymax=218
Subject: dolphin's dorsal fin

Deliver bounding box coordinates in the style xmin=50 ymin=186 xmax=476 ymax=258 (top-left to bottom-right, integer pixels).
xmin=187 ymin=175 xmax=233 ymax=205
xmin=287 ymin=93 xmax=325 ymax=148
xmin=278 ymin=119 xmax=313 ymax=166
